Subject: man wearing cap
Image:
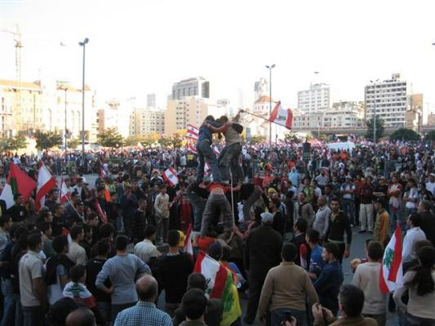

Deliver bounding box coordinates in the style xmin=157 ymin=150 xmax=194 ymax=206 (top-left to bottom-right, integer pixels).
xmin=373 ymin=198 xmax=391 ymax=247
xmin=244 ymin=212 xmax=282 ymax=324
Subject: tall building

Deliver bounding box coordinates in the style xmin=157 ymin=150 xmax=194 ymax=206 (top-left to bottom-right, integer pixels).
xmin=165 ymin=97 xmax=210 ymax=135
xmin=147 ymin=93 xmax=156 ymax=108
xmin=298 ymin=83 xmax=330 ymax=113
xmin=171 ymin=77 xmax=210 ymax=100
xmin=130 ymin=107 xmax=165 ymax=136
xmin=364 ymin=74 xmax=408 ymax=128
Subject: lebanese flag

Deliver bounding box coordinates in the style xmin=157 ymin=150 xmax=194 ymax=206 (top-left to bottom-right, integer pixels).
xmin=194 ymin=251 xmax=242 ymax=325
xmin=269 ymin=101 xmax=293 ymax=129
xmin=187 ymin=144 xmax=198 ymax=154
xmin=380 ymin=224 xmax=403 ymax=293
xmin=162 ymin=167 xmax=179 ymax=187
xmin=186 ymin=124 xmax=199 ymax=140
xmin=213 ymin=146 xmax=220 ymax=156
xmin=194 ymin=251 xmax=231 ymax=299
xmin=0 ymin=163 xmax=37 ymax=209
xmin=204 ymin=163 xmax=212 ymax=175
xmin=35 ymin=162 xmax=57 ymax=210
xmin=184 ymin=224 xmax=194 ymax=260
xmin=59 ymin=179 xmax=70 ymax=203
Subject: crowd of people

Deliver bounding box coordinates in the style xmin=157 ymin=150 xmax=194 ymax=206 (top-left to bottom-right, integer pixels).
xmin=0 ymin=115 xmax=434 ymax=326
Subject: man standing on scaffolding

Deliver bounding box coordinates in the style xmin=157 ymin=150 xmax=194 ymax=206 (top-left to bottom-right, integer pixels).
xmin=197 ymin=116 xmax=222 ymax=183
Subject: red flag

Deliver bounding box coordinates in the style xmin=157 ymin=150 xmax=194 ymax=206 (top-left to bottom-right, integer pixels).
xmin=95 ymin=201 xmax=108 ymax=223
xmin=6 ymin=163 xmax=37 ymax=204
xmin=36 ymin=162 xmax=57 ymax=210
xmin=269 ymin=101 xmax=293 ymax=129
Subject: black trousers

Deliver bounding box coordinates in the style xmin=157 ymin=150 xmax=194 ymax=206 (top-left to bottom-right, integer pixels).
xmin=246 ymin=273 xmax=266 ymax=323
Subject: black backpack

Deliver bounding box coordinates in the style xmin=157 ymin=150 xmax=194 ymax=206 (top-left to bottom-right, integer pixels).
xmin=232 ymin=123 xmax=243 ymax=134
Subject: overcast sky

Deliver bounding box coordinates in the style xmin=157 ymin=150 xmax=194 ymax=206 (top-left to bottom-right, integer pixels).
xmin=1 ymin=0 xmax=434 ymax=115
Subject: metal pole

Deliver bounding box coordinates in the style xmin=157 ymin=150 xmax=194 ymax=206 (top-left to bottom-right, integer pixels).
xmin=373 ymin=82 xmax=376 ymax=143
xmin=269 ymin=67 xmax=272 ymax=146
xmin=81 ymin=43 xmax=86 ymax=158
xmin=64 ymin=88 xmax=67 ymax=153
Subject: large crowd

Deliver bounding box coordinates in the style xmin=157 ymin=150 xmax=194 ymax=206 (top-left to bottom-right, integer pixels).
xmin=0 ymin=115 xmax=434 ymax=326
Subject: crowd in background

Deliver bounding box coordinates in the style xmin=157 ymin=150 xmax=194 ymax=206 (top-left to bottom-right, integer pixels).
xmin=0 ymin=126 xmax=434 ymax=326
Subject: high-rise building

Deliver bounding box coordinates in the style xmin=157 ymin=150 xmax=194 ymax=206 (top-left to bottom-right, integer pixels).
xmin=147 ymin=93 xmax=156 ymax=108
xmin=130 ymin=107 xmax=165 ymax=136
xmin=364 ymin=74 xmax=409 ymax=128
xmin=298 ymin=83 xmax=330 ymax=113
xmin=171 ymin=77 xmax=210 ymax=100
xmin=164 ymin=97 xmax=210 ymax=135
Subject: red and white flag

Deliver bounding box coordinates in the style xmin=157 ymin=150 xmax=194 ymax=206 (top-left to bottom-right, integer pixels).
xmin=186 ymin=124 xmax=199 ymax=141
xmin=35 ymin=162 xmax=57 ymax=211
xmin=380 ymin=224 xmax=403 ymax=293
xmin=96 ymin=201 xmax=108 ymax=223
xmin=162 ymin=167 xmax=179 ymax=187
xmin=184 ymin=225 xmax=194 ymax=260
xmin=204 ymin=163 xmax=212 ymax=175
xmin=59 ymin=179 xmax=71 ymax=203
xmin=269 ymin=101 xmax=293 ymax=129
xmin=187 ymin=144 xmax=198 ymax=154
xmin=213 ymin=146 xmax=220 ymax=156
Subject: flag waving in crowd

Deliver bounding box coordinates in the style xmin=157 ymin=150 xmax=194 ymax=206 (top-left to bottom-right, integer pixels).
xmin=0 ymin=163 xmax=37 ymax=209
xmin=186 ymin=124 xmax=199 ymax=140
xmin=163 ymin=167 xmax=179 ymax=187
xmin=35 ymin=161 xmax=57 ymax=210
xmin=380 ymin=224 xmax=403 ymax=293
xmin=269 ymin=101 xmax=293 ymax=129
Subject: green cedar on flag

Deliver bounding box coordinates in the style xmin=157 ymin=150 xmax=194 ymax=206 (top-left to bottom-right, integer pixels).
xmin=0 ymin=163 xmax=37 ymax=209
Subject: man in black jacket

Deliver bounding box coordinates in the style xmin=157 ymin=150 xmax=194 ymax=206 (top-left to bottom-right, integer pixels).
xmin=325 ymin=197 xmax=352 ymax=264
xmin=244 ymin=212 xmax=283 ymax=324
xmin=418 ymin=200 xmax=435 ymax=246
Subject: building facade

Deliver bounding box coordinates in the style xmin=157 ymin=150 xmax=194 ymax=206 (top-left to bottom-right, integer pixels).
xmin=130 ymin=107 xmax=165 ymax=136
xmin=171 ymin=77 xmax=210 ymax=100
xmin=298 ymin=83 xmax=330 ymax=113
xmin=164 ymin=96 xmax=210 ymax=135
xmin=364 ymin=74 xmax=409 ymax=128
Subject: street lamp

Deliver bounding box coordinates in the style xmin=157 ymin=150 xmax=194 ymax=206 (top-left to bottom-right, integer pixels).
xmin=370 ymin=79 xmax=380 ymax=143
xmin=79 ymin=38 xmax=89 ymax=158
xmin=265 ymin=64 xmax=275 ymax=145
xmin=58 ymin=86 xmax=68 ymax=153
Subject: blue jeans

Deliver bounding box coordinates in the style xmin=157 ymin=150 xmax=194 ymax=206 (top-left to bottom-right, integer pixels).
xmin=187 ymin=191 xmax=206 ymax=232
xmin=196 ymin=139 xmax=221 ymax=182
xmin=271 ymin=308 xmax=306 ymax=326
xmin=218 ymin=143 xmax=244 ymax=182
xmin=389 ymin=205 xmax=403 ymax=231
xmin=341 ymin=198 xmax=355 ymax=224
xmin=1 ymin=278 xmax=16 ymax=326
xmin=22 ymin=305 xmax=44 ymax=326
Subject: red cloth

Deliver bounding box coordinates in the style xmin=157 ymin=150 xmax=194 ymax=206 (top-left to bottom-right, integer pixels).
xmin=179 ymin=202 xmax=192 ymax=226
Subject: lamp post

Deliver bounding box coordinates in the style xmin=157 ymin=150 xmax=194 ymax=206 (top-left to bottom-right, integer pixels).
xmin=370 ymin=79 xmax=379 ymax=143
xmin=79 ymin=38 xmax=89 ymax=159
xmin=265 ymin=64 xmax=275 ymax=145
xmin=59 ymin=86 xmax=68 ymax=153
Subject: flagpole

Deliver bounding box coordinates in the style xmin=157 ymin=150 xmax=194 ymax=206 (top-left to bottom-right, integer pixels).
xmin=265 ymin=64 xmax=276 ymax=145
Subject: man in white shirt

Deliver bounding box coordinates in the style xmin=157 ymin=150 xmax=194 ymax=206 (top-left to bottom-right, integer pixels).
xmin=352 ymin=241 xmax=387 ymax=326
xmin=312 ymin=196 xmax=330 ymax=240
xmin=134 ymin=225 xmax=161 ymax=263
xmin=154 ymin=185 xmax=170 ymax=244
xmin=402 ymin=213 xmax=426 ymax=263
xmin=67 ymin=225 xmax=87 ymax=265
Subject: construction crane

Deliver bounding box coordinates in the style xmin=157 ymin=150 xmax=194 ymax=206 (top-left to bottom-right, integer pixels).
xmin=1 ymin=24 xmax=23 ymax=133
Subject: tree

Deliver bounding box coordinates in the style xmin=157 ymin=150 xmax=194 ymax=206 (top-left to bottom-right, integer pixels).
xmin=365 ymin=116 xmax=385 ymax=143
xmin=97 ymin=128 xmax=125 ymax=148
xmin=2 ymin=134 xmax=27 ymax=151
xmin=284 ymin=132 xmax=303 ymax=144
xmin=390 ymin=128 xmax=420 ymax=142
xmin=250 ymin=135 xmax=267 ymax=145
xmin=425 ymin=130 xmax=435 ymax=142
xmin=35 ymin=130 xmax=63 ymax=150
xmin=68 ymin=137 xmax=80 ymax=149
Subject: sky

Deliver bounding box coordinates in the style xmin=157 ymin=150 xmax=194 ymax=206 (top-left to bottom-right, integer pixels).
xmin=1 ymin=0 xmax=435 ymax=116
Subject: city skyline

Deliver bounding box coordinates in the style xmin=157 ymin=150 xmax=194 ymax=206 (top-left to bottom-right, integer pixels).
xmin=0 ymin=0 xmax=434 ymax=115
